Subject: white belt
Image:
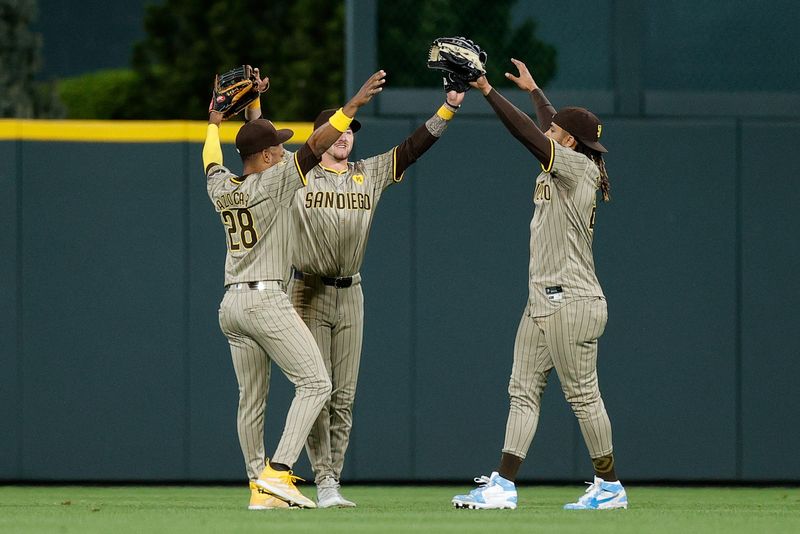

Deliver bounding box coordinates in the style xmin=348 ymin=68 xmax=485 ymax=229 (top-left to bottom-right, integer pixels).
xmin=225 ymin=281 xmax=282 ymax=291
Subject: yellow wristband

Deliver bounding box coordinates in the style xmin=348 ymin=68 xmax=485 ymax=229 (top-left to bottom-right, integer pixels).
xmin=328 ymin=108 xmax=354 ymax=132
xmin=246 ymin=96 xmax=261 ymax=110
xmin=436 ymin=104 xmax=455 ymax=121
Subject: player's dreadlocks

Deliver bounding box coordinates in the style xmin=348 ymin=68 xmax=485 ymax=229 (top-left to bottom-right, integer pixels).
xmin=576 ymin=143 xmax=611 ymax=202
xmin=593 ymin=154 xmax=611 ymax=202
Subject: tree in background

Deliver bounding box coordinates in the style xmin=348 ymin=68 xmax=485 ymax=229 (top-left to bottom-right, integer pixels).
xmin=119 ymin=0 xmax=344 ymax=121
xmin=54 ymin=0 xmax=556 ymax=120
xmin=0 ymin=0 xmax=60 ymax=117
xmin=58 ymin=69 xmax=137 ymax=119
xmin=379 ymin=0 xmax=556 ymax=89
xmin=0 ymin=0 xmax=39 ymax=117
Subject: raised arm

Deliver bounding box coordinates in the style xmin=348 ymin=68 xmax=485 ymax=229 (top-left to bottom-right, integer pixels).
xmin=203 ymin=70 xmax=387 ymax=178
xmin=293 ymin=70 xmax=388 ymax=176
xmin=471 ymin=75 xmax=552 ymax=168
xmin=203 ymin=66 xmax=269 ymax=173
xmin=203 ymin=111 xmax=224 ymax=173
xmin=505 ymin=58 xmax=555 ymax=131
xmin=244 ymin=67 xmax=271 ymax=122
xmin=394 ymin=89 xmax=465 ymax=177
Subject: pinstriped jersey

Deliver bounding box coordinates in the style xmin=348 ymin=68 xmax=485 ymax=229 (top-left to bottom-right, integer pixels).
xmin=292 ymin=149 xmax=400 ymax=276
xmin=207 ymin=151 xmax=306 ymax=285
xmin=528 ymin=140 xmax=604 ymax=316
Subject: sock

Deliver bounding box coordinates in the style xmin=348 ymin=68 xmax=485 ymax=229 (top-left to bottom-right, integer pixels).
xmin=497 ymin=452 xmax=524 ymax=482
xmin=592 ymin=454 xmax=617 ymax=482
xmin=269 ymin=461 xmax=290 ymax=472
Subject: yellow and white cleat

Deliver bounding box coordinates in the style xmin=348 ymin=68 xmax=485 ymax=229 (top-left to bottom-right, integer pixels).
xmin=248 ymin=481 xmax=293 ymax=510
xmin=256 ymin=463 xmax=317 ymax=509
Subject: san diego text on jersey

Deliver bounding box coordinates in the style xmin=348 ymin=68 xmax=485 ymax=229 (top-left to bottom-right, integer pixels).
xmin=304 ymin=191 xmax=372 ymax=211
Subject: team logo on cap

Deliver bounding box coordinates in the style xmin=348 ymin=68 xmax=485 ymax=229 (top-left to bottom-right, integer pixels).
xmin=352 ymin=174 xmax=364 ymax=185
xmin=597 ymin=124 xmax=602 ymax=140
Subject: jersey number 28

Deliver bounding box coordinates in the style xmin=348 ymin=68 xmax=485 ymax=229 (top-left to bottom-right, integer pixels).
xmin=221 ymin=209 xmax=259 ymax=251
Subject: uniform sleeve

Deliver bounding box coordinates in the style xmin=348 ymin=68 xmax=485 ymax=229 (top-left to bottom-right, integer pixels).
xmin=293 ymin=143 xmax=323 ymax=184
xmin=484 ymin=88 xmax=552 ymax=169
xmin=202 ymin=124 xmax=223 ymax=173
xmin=362 ymin=149 xmax=399 ymax=193
xmin=547 ymin=141 xmax=591 ymax=190
xmin=395 ymin=123 xmax=438 ymax=177
xmin=252 ymin=149 xmax=308 ymax=207
xmin=206 ymin=164 xmax=236 ymax=206
xmin=530 ymin=89 xmax=556 ymax=133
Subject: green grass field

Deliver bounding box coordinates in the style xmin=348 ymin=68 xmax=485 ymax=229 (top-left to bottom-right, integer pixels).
xmin=1 ymin=485 xmax=798 ymax=533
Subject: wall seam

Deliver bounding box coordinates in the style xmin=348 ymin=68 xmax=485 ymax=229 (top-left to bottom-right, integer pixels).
xmin=409 ymin=117 xmax=418 ymax=478
xmin=15 ymin=139 xmax=24 ymax=478
xmin=183 ymin=142 xmax=192 ymax=478
xmin=609 ymin=0 xmax=618 ymax=114
xmin=734 ymin=119 xmax=743 ymax=479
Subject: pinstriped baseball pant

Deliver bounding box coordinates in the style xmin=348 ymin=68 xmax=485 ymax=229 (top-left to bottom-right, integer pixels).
xmin=503 ymin=297 xmax=613 ymax=459
xmin=218 ymin=286 xmax=332 ymax=481
xmin=289 ymin=277 xmax=364 ymax=484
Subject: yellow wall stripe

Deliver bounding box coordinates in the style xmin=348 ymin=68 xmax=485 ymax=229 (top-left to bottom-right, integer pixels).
xmin=0 ymin=119 xmax=312 ymax=144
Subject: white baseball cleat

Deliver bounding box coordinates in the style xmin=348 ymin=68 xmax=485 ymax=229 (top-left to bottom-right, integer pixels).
xmin=316 ymin=476 xmax=356 ymax=508
xmin=452 ymin=472 xmax=518 ymax=510
xmin=563 ymin=476 xmax=628 ymax=510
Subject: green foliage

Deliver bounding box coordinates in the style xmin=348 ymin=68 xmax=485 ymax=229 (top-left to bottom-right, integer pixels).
xmin=49 ymin=0 xmax=555 ymax=120
xmin=0 ymin=0 xmax=42 ymax=117
xmin=378 ymin=0 xmax=556 ymax=89
xmin=125 ymin=0 xmax=345 ymax=121
xmin=58 ymin=69 xmax=138 ymax=119
xmin=31 ymin=80 xmax=64 ymax=118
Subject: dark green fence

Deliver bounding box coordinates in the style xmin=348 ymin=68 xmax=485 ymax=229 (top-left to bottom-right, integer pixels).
xmin=1 ymin=110 xmax=798 ymax=482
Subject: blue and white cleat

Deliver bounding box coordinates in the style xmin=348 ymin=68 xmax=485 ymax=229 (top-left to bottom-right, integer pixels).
xmin=563 ymin=476 xmax=628 ymax=510
xmin=452 ymin=472 xmax=518 ymax=510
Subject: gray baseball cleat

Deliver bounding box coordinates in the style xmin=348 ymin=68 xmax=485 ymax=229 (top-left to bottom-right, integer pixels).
xmin=316 ymin=476 xmax=356 ymax=508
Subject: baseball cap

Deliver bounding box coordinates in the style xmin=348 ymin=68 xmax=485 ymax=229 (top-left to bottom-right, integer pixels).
xmin=552 ymin=107 xmax=607 ymax=153
xmin=235 ymin=119 xmax=294 ymax=157
xmin=313 ymin=108 xmax=362 ymax=133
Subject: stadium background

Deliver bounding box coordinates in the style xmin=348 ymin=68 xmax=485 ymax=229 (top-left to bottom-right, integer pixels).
xmin=1 ymin=0 xmax=798 ymax=484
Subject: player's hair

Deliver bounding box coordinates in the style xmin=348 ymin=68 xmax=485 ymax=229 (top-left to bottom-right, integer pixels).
xmin=240 ymin=150 xmax=260 ymax=164
xmin=575 ymin=143 xmax=611 ymax=202
xmin=240 ymin=146 xmax=278 ymax=165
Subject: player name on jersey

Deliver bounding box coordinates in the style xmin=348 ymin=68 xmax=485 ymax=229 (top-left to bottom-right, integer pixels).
xmin=304 ymin=191 xmax=372 ymax=211
xmin=215 ymin=191 xmax=251 ymax=211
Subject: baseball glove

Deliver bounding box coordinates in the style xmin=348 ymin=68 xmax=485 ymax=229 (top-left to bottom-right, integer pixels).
xmin=427 ymin=36 xmax=487 ymax=92
xmin=209 ymin=65 xmax=260 ymax=119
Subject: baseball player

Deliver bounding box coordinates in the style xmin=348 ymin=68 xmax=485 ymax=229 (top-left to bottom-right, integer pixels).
xmin=451 ymin=59 xmax=626 ymax=510
xmin=203 ymin=69 xmax=387 ymax=510
xmin=286 ymin=89 xmax=465 ymax=507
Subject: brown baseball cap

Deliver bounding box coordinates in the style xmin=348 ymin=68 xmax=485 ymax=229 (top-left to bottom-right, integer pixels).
xmin=313 ymin=108 xmax=362 ymax=133
xmin=552 ymin=107 xmax=607 ymax=153
xmin=235 ymin=119 xmax=294 ymax=157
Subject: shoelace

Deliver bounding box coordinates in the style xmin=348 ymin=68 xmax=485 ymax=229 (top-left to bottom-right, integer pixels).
xmin=278 ymin=470 xmax=305 ymax=486
xmin=577 ymin=481 xmax=601 ymax=503
xmin=473 ymin=475 xmax=493 ymax=488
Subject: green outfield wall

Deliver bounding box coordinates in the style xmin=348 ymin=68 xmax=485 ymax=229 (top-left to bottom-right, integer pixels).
xmin=1 ymin=109 xmax=798 ymax=482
